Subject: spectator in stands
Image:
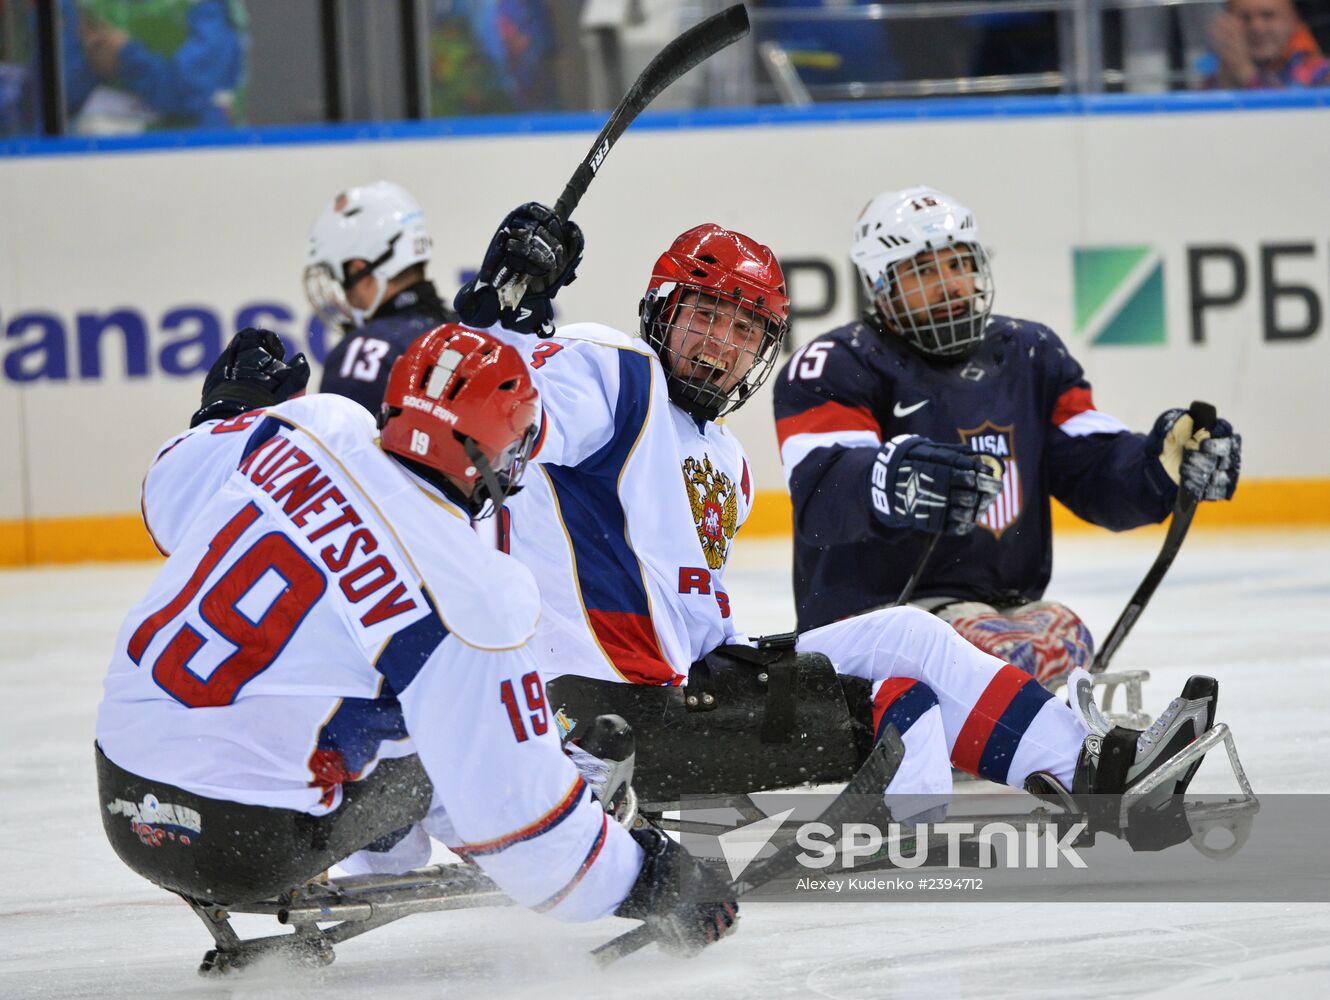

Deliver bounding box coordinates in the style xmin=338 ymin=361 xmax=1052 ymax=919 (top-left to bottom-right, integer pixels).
xmin=1 ymin=0 xmax=33 ymax=135
xmin=49 ymin=0 xmax=248 ymax=133
xmin=429 ymin=0 xmax=560 ymax=115
xmin=1203 ymin=0 xmax=1330 ymax=88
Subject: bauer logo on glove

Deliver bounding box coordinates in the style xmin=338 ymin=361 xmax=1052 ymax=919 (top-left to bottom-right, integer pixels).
xmin=870 ymin=434 xmax=1003 ymax=535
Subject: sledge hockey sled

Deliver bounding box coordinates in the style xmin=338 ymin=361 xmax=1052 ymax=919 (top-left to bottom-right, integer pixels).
xmin=186 ymin=647 xmax=1256 ymax=974
xmin=548 ymin=645 xmax=1258 ymax=863
xmin=185 ymin=715 xmax=899 ymax=977
xmin=186 ymin=862 xmax=511 ymax=974
xmin=549 ymin=640 xmax=875 ymax=808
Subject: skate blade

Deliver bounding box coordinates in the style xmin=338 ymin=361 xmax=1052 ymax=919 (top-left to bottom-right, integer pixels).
xmin=1048 ymin=669 xmax=1153 ymax=729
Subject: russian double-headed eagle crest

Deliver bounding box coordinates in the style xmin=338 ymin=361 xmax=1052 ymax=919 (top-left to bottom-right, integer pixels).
xmin=683 ymin=455 xmax=738 ymax=570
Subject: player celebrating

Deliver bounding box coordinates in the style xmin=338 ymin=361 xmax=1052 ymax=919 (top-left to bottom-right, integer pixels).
xmin=304 ymin=181 xmax=461 ymax=412
xmin=773 ymin=186 xmax=1242 ymax=683
xmin=451 ymin=204 xmax=1224 ymax=822
xmin=95 ymin=326 xmax=736 ymax=956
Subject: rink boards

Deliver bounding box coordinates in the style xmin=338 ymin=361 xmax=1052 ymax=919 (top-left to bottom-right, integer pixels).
xmin=1 ymin=93 xmax=1326 ymax=562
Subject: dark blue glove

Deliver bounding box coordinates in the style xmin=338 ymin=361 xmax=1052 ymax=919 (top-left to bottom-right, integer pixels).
xmin=615 ymin=826 xmax=738 ymax=957
xmin=453 ymin=202 xmax=584 ymax=336
xmin=869 ymin=434 xmax=1004 ymax=535
xmin=1148 ymin=409 xmax=1241 ymax=502
xmin=190 ymin=328 xmax=310 ymax=428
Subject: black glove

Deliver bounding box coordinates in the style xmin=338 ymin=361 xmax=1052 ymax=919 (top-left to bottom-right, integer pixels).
xmin=869 ymin=434 xmax=1004 ymax=535
xmin=615 ymin=826 xmax=738 ymax=957
xmin=453 ymin=202 xmax=584 ymax=335
xmin=1148 ymin=408 xmax=1241 ymax=502
xmin=190 ymin=328 xmax=310 ymax=428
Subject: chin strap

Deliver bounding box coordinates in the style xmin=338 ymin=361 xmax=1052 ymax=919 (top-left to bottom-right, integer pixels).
xmin=462 ymin=437 xmax=509 ymax=519
xmin=666 ymin=377 xmax=723 ymax=423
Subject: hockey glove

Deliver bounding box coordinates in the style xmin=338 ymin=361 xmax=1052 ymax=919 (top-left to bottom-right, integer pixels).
xmin=615 ymin=826 xmax=738 ymax=957
xmin=453 ymin=202 xmax=585 ymax=335
xmin=190 ymin=328 xmax=310 ymax=428
xmin=1148 ymin=408 xmax=1241 ymax=502
xmin=869 ymin=434 xmax=1004 ymax=535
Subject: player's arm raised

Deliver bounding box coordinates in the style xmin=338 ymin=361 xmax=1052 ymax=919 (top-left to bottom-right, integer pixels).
xmin=455 ymin=202 xmax=584 ymax=337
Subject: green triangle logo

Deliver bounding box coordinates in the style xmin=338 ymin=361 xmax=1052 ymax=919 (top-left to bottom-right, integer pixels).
xmin=1073 ymin=246 xmax=1166 ymax=346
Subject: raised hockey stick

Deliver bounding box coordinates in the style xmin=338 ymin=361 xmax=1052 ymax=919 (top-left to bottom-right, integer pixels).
xmin=493 ymin=4 xmax=752 ymax=311
xmin=591 ymin=726 xmax=906 ymax=966
xmin=1091 ymin=400 xmax=1217 ymax=673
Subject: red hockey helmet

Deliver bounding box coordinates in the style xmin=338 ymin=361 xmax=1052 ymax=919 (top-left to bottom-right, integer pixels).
xmin=640 ymin=224 xmax=790 ymax=421
xmin=380 ymin=325 xmax=539 ymax=513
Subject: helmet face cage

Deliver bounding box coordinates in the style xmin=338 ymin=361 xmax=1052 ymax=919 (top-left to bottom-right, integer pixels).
xmin=644 ymin=283 xmax=787 ymax=419
xmin=304 ymin=261 xmax=355 ymax=329
xmin=872 ymin=242 xmax=994 ymax=359
xmin=467 ymin=421 xmax=539 ymax=520
xmin=304 ymin=181 xmax=431 ymax=330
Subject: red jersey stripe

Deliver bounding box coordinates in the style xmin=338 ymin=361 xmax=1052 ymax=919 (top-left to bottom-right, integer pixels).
xmin=454 ymin=777 xmax=587 ymax=857
xmin=587 ymin=609 xmax=677 ymax=685
xmin=776 ymin=401 xmax=880 ymax=448
xmin=534 ymin=812 xmax=609 ymax=913
xmin=871 ymin=677 xmax=918 ymax=732
xmin=950 ymin=665 xmax=1035 ymax=775
xmin=1052 ymin=386 xmax=1095 ymax=426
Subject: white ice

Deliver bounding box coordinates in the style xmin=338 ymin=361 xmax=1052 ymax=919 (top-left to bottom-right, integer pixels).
xmin=3 ymin=528 xmax=1329 ymax=998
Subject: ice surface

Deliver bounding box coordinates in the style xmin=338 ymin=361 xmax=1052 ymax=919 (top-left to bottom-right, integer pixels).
xmin=2 ymin=529 xmax=1328 ymax=998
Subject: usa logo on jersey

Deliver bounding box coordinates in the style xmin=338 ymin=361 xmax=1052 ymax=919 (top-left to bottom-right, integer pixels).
xmin=959 ymin=421 xmax=1022 ymax=537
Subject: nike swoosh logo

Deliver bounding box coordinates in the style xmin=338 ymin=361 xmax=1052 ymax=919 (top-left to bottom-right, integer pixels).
xmin=893 ymin=399 xmax=929 ymax=417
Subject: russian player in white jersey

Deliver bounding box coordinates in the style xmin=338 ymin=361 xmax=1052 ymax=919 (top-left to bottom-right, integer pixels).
xmin=96 ymin=326 xmax=737 ymax=954
xmin=449 ymin=205 xmax=1225 ymax=826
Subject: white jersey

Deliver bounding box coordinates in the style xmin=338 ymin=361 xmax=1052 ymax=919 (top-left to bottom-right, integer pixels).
xmin=97 ymin=394 xmax=639 ymax=920
xmin=492 ymin=324 xmax=754 ymax=685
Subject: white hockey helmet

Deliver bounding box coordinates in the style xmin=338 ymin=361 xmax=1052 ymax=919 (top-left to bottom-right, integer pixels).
xmin=849 ymin=185 xmax=994 ymax=359
xmin=303 ymin=181 xmax=433 ymax=328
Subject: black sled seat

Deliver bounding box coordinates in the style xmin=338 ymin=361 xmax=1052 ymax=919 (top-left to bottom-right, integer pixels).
xmin=95 ymin=743 xmax=434 ymax=905
xmin=547 ymin=644 xmax=876 ymax=807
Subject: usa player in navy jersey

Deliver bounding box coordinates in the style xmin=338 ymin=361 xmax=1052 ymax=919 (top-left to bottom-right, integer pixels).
xmin=773 ymin=186 xmax=1241 ymax=683
xmin=305 ymin=181 xmax=461 ymax=413
xmin=449 ymin=202 xmax=1232 ymax=840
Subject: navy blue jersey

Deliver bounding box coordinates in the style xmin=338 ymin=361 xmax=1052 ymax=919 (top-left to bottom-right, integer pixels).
xmin=773 ymin=315 xmax=1178 ymax=631
xmin=319 ymin=280 xmax=458 ymax=412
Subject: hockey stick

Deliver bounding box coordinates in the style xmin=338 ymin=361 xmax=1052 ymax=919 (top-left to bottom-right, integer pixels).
xmin=493 ymin=4 xmax=752 ymax=311
xmin=894 ymin=532 xmax=942 ymax=607
xmin=591 ymin=727 xmax=906 ymax=966
xmin=1091 ymin=400 xmax=1217 ymax=673
xmin=742 ymin=530 xmax=938 ymax=651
